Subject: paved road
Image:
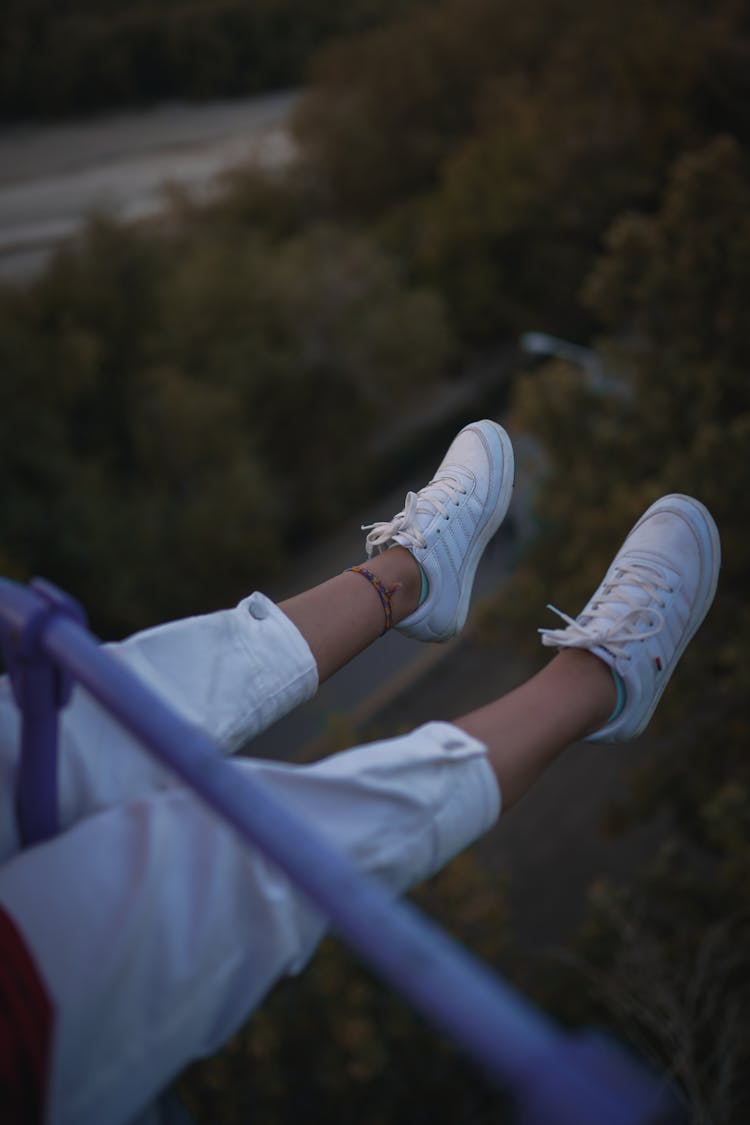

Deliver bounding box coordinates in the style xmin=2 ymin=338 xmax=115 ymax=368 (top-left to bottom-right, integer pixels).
xmin=0 ymin=90 xmax=299 ymax=282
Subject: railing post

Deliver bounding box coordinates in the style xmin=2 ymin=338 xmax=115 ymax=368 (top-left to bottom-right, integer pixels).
xmin=1 ymin=578 xmax=86 ymax=846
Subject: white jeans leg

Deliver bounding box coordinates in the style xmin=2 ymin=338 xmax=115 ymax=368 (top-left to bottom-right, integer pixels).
xmin=0 ymin=722 xmax=500 ymax=1125
xmin=0 ymin=593 xmax=318 ymax=862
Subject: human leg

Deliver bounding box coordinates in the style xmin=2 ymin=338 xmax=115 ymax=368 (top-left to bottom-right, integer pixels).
xmin=0 ymin=420 xmax=513 ymax=861
xmin=457 ymin=493 xmax=721 ymax=810
xmin=0 ymin=721 xmax=497 ymax=1125
xmin=0 ymin=492 xmax=719 ymax=1123
xmin=278 ymin=545 xmax=421 ymax=683
xmin=456 ymin=649 xmax=616 ymax=810
xmin=0 ymin=593 xmax=318 ymax=863
xmin=539 ymin=494 xmax=721 ymax=742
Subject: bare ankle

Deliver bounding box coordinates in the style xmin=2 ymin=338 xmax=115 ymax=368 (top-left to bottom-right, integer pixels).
xmin=365 ymin=547 xmax=422 ymax=623
xmin=551 ymin=649 xmax=617 ymax=734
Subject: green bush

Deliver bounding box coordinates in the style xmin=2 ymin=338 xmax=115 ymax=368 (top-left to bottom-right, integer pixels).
xmin=0 ymin=208 xmax=452 ymax=635
xmin=485 ymin=138 xmax=750 ymax=1122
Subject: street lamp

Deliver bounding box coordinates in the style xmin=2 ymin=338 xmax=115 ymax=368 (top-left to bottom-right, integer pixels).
xmin=520 ymin=331 xmax=629 ymax=398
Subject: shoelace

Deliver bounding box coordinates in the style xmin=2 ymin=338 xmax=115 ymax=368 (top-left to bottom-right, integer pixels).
xmin=540 ymin=560 xmax=673 ymax=660
xmin=363 ymin=472 xmax=468 ymax=557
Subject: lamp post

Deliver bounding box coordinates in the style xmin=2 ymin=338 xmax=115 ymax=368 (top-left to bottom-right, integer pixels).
xmin=520 ymin=331 xmax=629 ymax=398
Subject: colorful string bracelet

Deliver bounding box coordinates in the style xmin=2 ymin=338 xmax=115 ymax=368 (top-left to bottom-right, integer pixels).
xmin=347 ymin=565 xmax=402 ymax=634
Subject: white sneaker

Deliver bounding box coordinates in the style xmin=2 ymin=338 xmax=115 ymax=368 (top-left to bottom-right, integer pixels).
xmin=363 ymin=420 xmax=514 ymax=642
xmin=539 ymin=494 xmax=721 ymax=742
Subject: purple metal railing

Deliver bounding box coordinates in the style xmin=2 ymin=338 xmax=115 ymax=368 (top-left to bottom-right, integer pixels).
xmin=0 ymin=576 xmax=684 ymax=1125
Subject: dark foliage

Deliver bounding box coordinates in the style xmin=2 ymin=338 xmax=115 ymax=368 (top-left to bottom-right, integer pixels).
xmin=0 ymin=0 xmax=437 ymax=121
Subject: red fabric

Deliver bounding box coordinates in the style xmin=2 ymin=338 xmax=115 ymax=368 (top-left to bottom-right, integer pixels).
xmin=0 ymin=904 xmax=52 ymax=1124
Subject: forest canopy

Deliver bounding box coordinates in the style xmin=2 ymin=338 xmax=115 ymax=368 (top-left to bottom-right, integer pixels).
xmin=0 ymin=0 xmax=436 ymax=120
xmin=3 ymin=0 xmax=748 ymax=636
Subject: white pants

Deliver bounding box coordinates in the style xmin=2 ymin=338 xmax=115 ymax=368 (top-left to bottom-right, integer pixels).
xmin=0 ymin=593 xmax=500 ymax=1125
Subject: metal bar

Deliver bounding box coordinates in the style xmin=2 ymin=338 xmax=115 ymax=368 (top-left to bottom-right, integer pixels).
xmin=0 ymin=579 xmax=681 ymax=1123
xmin=0 ymin=579 xmax=85 ymax=844
xmin=15 ymin=659 xmax=60 ymax=844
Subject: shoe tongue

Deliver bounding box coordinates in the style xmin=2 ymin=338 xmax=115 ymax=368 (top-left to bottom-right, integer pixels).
xmin=407 ymin=475 xmax=456 ymax=523
xmin=581 ymin=556 xmax=666 ymax=629
xmin=388 ymin=496 xmax=440 ymax=550
xmin=390 ymin=469 xmax=467 ymax=547
xmin=423 ymin=468 xmax=466 ymax=506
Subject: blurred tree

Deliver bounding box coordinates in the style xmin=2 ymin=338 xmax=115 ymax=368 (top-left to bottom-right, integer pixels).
xmin=484 ymin=136 xmax=750 ymax=1121
xmin=545 ymin=794 xmax=750 ymax=1125
xmin=296 ymin=0 xmax=531 ymax=217
xmin=498 ymin=136 xmax=748 ymax=629
xmin=0 ymin=0 xmax=439 ymax=120
xmin=0 ymin=218 xmax=171 ymax=629
xmin=150 ymin=219 xmax=453 ymax=534
xmin=296 ymin=0 xmax=749 ymax=341
xmin=0 ymin=210 xmax=452 ymax=634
